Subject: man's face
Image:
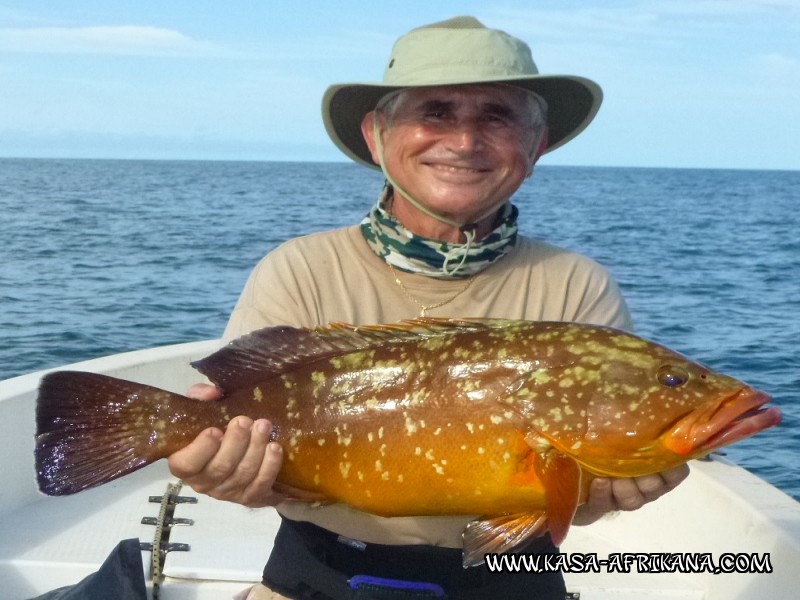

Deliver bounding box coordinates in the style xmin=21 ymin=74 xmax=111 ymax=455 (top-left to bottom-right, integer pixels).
xmin=362 ymin=84 xmax=546 ymax=228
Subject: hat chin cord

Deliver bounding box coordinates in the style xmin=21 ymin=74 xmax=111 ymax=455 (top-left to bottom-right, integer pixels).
xmin=372 ymin=117 xmax=518 ymax=277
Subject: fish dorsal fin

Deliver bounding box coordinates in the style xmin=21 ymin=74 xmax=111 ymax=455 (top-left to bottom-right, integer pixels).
xmin=192 ymin=318 xmax=498 ymax=392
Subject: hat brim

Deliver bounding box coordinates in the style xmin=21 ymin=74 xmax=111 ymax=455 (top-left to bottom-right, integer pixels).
xmin=322 ymin=75 xmax=602 ymax=169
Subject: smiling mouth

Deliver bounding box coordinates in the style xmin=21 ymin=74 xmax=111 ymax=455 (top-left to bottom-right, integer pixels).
xmin=426 ymin=162 xmax=491 ymax=175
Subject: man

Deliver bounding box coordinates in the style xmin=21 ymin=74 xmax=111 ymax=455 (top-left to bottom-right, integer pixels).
xmin=169 ymin=16 xmax=688 ymax=599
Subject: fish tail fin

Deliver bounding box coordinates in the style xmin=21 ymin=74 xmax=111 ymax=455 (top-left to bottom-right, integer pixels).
xmin=36 ymin=370 xmax=195 ymax=496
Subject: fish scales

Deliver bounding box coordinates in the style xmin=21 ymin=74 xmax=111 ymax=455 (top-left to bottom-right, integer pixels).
xmin=34 ymin=318 xmax=781 ymax=566
xmin=246 ymin=327 xmax=547 ymax=516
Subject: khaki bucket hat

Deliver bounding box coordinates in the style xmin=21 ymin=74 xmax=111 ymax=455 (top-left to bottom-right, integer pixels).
xmin=322 ymin=16 xmax=603 ymax=169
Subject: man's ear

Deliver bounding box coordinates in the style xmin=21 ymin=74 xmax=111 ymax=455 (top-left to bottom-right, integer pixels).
xmin=360 ymin=111 xmax=382 ymax=166
xmin=527 ymin=128 xmax=549 ymax=176
xmin=531 ymin=127 xmax=549 ymax=164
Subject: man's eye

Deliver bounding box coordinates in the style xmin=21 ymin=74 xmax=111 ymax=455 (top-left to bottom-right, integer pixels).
xmin=480 ymin=113 xmax=515 ymax=128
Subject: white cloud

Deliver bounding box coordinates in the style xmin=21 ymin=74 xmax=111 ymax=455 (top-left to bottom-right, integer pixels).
xmin=0 ymin=25 xmax=231 ymax=57
xmin=751 ymin=51 xmax=800 ymax=74
xmin=485 ymin=0 xmax=799 ymax=43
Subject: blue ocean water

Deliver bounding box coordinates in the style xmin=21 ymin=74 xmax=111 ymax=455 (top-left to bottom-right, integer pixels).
xmin=1 ymin=158 xmax=798 ymax=499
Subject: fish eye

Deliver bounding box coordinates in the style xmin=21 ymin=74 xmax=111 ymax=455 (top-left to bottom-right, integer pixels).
xmin=657 ymin=365 xmax=690 ymax=388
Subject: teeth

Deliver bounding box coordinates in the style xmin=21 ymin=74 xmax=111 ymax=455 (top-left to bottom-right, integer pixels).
xmin=434 ymin=165 xmax=482 ymax=173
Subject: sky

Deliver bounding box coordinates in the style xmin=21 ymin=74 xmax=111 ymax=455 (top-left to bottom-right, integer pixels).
xmin=1 ymin=0 xmax=798 ymax=170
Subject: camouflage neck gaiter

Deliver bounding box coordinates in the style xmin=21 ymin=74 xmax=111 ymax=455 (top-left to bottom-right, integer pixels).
xmin=360 ymin=188 xmax=519 ymax=280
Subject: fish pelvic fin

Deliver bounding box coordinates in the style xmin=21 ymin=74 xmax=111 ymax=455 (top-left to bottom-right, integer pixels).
xmin=462 ymin=512 xmax=548 ymax=568
xmin=35 ymin=371 xmax=196 ymax=496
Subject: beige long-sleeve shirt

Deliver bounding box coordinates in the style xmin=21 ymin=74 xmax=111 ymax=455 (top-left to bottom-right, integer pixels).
xmin=224 ymin=224 xmax=632 ymax=547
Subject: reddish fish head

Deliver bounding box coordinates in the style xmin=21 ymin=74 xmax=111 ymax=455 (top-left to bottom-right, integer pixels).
xmin=520 ymin=325 xmax=782 ymax=477
xmin=663 ymin=385 xmax=780 ymax=456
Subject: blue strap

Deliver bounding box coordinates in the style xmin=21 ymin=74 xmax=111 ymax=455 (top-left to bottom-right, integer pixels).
xmin=349 ymin=574 xmax=446 ymax=598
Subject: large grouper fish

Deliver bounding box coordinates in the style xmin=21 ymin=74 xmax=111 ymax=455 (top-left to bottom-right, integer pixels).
xmin=35 ymin=319 xmax=781 ymax=566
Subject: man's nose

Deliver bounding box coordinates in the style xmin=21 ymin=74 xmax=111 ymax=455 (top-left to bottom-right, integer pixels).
xmin=444 ymin=119 xmax=484 ymax=152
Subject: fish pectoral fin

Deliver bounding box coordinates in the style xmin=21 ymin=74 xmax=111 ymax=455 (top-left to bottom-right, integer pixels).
xmin=536 ymin=450 xmax=581 ymax=547
xmin=272 ymin=482 xmax=331 ymax=504
xmin=462 ymin=512 xmax=548 ymax=568
xmin=460 ymin=451 xmax=581 ymax=568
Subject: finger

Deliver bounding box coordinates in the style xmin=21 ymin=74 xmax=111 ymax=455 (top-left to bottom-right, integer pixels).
xmin=187 ymin=416 xmax=254 ymax=493
xmin=572 ymin=477 xmax=617 ymax=525
xmin=212 ymin=419 xmax=274 ymax=497
xmin=585 ymin=478 xmax=615 ymax=512
xmin=168 ymin=427 xmax=224 ymax=479
xmin=240 ymin=439 xmax=285 ymax=508
xmin=631 ymin=473 xmax=668 ymax=502
xmin=631 ymin=464 xmax=691 ymax=502
xmin=661 ymin=463 xmax=690 ymax=489
xmin=186 ymin=383 xmax=224 ymax=401
xmin=609 ymin=477 xmax=646 ymax=511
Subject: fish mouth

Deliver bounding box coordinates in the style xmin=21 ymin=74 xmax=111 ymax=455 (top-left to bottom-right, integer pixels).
xmin=665 ymin=388 xmax=781 ymax=456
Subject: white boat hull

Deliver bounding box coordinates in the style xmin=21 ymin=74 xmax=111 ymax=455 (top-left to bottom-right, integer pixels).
xmin=1 ymin=341 xmax=798 ymax=599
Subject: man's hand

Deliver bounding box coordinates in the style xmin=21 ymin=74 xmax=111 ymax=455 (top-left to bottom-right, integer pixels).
xmin=573 ymin=464 xmax=689 ymax=525
xmin=167 ymin=384 xmax=285 ymax=508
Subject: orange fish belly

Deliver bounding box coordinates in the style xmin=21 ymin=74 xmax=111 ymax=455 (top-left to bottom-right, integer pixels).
xmin=278 ymin=408 xmax=547 ymax=516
